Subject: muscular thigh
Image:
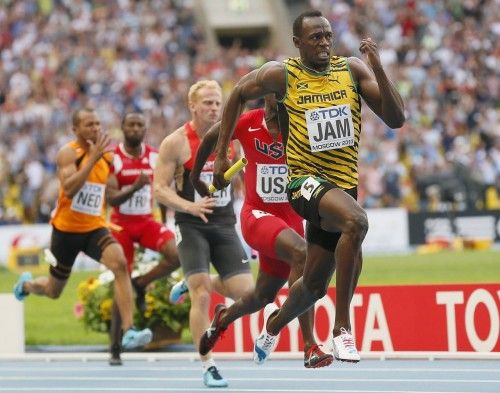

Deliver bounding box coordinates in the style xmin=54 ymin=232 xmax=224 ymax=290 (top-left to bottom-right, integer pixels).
xmin=288 ymin=177 xmax=358 ymax=251
xmin=175 ymin=222 xmax=211 ymax=278
xmin=240 ymin=205 xmax=292 ymax=260
xmin=205 ymin=223 xmax=251 ymax=280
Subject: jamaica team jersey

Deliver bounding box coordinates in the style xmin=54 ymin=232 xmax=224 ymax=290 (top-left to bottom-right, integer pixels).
xmin=110 ymin=143 xmax=158 ymax=222
xmin=51 ymin=141 xmax=112 ymax=232
xmin=280 ymin=56 xmax=362 ymax=189
xmin=232 ymin=108 xmax=289 ymax=208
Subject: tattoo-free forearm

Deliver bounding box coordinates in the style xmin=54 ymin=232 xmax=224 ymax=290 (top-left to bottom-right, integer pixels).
xmin=371 ymin=64 xmax=405 ymax=128
xmin=215 ymin=86 xmax=245 ymax=159
xmin=62 ymin=157 xmax=99 ymax=198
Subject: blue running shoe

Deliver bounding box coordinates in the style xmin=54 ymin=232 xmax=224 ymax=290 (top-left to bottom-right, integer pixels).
xmin=203 ymin=366 xmax=228 ymax=388
xmin=253 ymin=302 xmax=280 ymax=365
xmin=13 ymin=272 xmax=32 ymax=301
xmin=169 ymin=279 xmax=188 ymax=304
xmin=121 ymin=327 xmax=153 ymax=350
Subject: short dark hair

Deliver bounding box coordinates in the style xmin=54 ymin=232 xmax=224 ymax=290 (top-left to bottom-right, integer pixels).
xmin=72 ymin=108 xmax=95 ymax=126
xmin=121 ymin=111 xmax=145 ymax=127
xmin=293 ymin=10 xmax=324 ymax=37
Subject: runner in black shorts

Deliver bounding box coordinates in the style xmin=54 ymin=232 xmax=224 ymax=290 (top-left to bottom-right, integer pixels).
xmin=212 ymin=10 xmax=404 ymax=364
xmin=153 ymin=80 xmax=254 ymax=388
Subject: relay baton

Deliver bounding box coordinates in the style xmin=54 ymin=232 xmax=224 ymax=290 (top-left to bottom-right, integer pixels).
xmin=208 ymin=158 xmax=248 ymax=193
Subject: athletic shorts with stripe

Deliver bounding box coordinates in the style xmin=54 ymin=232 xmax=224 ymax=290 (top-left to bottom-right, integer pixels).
xmin=240 ymin=203 xmax=304 ymax=279
xmin=287 ymin=176 xmax=358 ymax=251
xmin=49 ymin=226 xmax=117 ymax=280
xmin=175 ymin=221 xmax=250 ymax=280
xmin=111 ymin=218 xmax=175 ymax=273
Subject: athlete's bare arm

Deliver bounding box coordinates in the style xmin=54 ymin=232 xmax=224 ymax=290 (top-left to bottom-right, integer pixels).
xmin=154 ymin=129 xmax=216 ymax=223
xmin=57 ymin=132 xmax=111 ymax=198
xmin=213 ymin=61 xmax=285 ymax=189
xmin=189 ymin=122 xmax=221 ymax=197
xmin=348 ymin=38 xmax=405 ymax=128
xmin=106 ymin=172 xmax=150 ymax=207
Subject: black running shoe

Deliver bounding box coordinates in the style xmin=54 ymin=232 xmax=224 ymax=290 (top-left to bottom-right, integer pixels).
xmin=199 ymin=304 xmax=227 ymax=356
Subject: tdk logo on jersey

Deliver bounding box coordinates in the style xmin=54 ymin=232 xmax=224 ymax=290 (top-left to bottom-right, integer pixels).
xmin=297 ymin=90 xmax=347 ymax=104
xmin=255 ymin=139 xmax=284 ymax=160
xmin=260 ymin=166 xmax=287 ymax=175
xmin=310 ymin=106 xmax=349 ymax=121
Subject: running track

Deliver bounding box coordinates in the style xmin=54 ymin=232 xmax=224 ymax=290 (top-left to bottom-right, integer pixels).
xmin=0 ymin=357 xmax=499 ymax=392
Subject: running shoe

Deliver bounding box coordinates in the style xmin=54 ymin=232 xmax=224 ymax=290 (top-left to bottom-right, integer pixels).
xmin=131 ymin=278 xmax=146 ymax=313
xmin=304 ymin=344 xmax=334 ymax=368
xmin=109 ymin=345 xmax=122 ymax=366
xmin=199 ymin=304 xmax=227 ymax=355
xmin=121 ymin=327 xmax=153 ymax=350
xmin=253 ymin=303 xmax=280 ymax=365
xmin=169 ymin=279 xmax=188 ymax=304
xmin=203 ymin=366 xmax=228 ymax=388
xmin=13 ymin=272 xmax=32 ymax=301
xmin=332 ymin=327 xmax=360 ymax=362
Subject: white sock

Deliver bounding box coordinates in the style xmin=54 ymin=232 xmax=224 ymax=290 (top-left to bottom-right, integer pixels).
xmin=202 ymin=358 xmax=216 ymax=372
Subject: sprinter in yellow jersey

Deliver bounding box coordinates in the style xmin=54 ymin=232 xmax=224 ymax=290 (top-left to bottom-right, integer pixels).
xmin=13 ymin=108 xmax=152 ymax=351
xmin=212 ymin=10 xmax=404 ymax=364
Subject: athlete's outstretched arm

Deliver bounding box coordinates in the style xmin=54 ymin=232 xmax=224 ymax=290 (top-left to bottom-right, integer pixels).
xmin=349 ymin=38 xmax=405 ymax=129
xmin=189 ymin=122 xmax=221 ymax=197
xmin=213 ymin=61 xmax=285 ymax=189
xmin=106 ymin=172 xmax=150 ymax=207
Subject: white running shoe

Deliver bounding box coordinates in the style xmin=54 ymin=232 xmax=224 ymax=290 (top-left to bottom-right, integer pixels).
xmin=253 ymin=303 xmax=280 ymax=365
xmin=332 ymin=327 xmax=360 ymax=362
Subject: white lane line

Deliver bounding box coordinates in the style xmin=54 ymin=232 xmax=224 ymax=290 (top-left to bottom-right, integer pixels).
xmin=0 ymin=389 xmax=490 ymax=393
xmin=0 ymin=367 xmax=498 ymax=373
xmin=0 ymin=376 xmax=499 ymax=383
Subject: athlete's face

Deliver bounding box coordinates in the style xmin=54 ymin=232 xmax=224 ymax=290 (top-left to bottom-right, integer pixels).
xmin=293 ymin=16 xmax=333 ymax=70
xmin=73 ymin=111 xmax=101 ymax=143
xmin=122 ymin=113 xmax=146 ymax=148
xmin=190 ymin=87 xmax=222 ymax=126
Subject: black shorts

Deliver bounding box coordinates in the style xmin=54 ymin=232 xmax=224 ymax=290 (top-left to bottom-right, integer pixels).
xmin=175 ymin=221 xmax=250 ymax=280
xmin=49 ymin=226 xmax=117 ymax=280
xmin=287 ymin=176 xmax=358 ymax=251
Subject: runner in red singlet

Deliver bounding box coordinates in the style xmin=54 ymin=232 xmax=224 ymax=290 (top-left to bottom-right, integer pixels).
xmin=106 ymin=112 xmax=179 ymax=365
xmin=192 ymin=96 xmax=333 ymax=368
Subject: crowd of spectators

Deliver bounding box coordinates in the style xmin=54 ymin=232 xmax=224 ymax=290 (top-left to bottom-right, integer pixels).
xmin=0 ymin=0 xmax=498 ymax=225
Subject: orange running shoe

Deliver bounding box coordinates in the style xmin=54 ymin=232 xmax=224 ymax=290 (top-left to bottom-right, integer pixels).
xmin=304 ymin=344 xmax=334 ymax=368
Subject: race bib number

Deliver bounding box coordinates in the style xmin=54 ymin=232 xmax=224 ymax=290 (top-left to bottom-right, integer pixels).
xmin=119 ymin=185 xmax=152 ymax=215
xmin=256 ymin=164 xmax=288 ymax=203
xmin=71 ymin=182 xmax=105 ymax=216
xmin=300 ymin=177 xmax=321 ymax=201
xmin=195 ymin=172 xmax=231 ymax=207
xmin=305 ymin=104 xmax=354 ymax=152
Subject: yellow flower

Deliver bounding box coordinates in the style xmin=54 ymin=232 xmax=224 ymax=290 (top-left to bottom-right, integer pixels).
xmin=99 ymin=298 xmax=113 ymax=321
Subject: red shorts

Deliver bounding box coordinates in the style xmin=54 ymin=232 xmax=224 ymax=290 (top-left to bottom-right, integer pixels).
xmin=111 ymin=217 xmax=175 ymax=273
xmin=240 ymin=203 xmax=304 ymax=279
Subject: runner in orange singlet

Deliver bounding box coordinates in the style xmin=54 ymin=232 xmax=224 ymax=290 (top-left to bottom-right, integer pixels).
xmin=13 ymin=108 xmax=153 ymax=351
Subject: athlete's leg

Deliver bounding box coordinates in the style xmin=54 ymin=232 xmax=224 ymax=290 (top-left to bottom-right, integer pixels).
xmin=266 ymin=242 xmax=335 ymax=335
xmin=272 ymin=228 xmax=318 ymax=348
xmin=100 ymin=242 xmax=135 ymax=330
xmin=219 ymin=270 xmax=285 ymax=328
xmin=22 ymin=274 xmax=68 ymax=299
xmin=186 ymin=272 xmax=214 ymax=359
xmin=317 ymin=189 xmax=368 ymax=335
xmin=135 ymin=223 xmax=179 ymax=288
xmin=135 ymin=238 xmax=180 ymax=287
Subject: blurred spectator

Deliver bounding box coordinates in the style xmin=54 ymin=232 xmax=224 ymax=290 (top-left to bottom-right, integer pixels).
xmin=0 ymin=0 xmax=498 ymax=224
